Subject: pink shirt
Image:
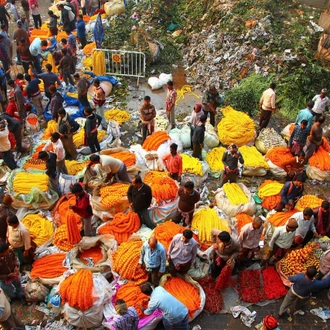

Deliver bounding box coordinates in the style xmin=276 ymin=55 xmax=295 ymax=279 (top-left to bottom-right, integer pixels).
xmin=239 ymin=223 xmax=263 ymax=249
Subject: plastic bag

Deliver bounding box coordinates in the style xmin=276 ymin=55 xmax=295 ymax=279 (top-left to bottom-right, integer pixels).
xmin=104 ymin=0 xmax=125 ymax=17
xmin=149 ymin=196 xmax=179 ymax=224
xmin=25 ymin=114 xmax=40 ymax=132
xmin=306 ymin=165 xmax=330 ymax=182
xmin=159 ymin=73 xmax=173 ymax=85
xmin=24 ymin=280 xmax=50 ymax=302
xmin=267 ymin=160 xmax=287 ymax=178
xmin=148 ymin=77 xmax=164 ymax=90
xmin=230 ymin=306 xmax=256 ymax=328
xmin=59 ymin=174 xmax=80 ymax=195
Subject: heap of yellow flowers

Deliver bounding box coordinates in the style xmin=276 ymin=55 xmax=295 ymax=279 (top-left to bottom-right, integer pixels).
xmin=258 ymin=180 xmax=283 ymax=199
xmin=65 ymin=160 xmax=89 ymax=175
xmin=13 ymin=172 xmax=49 ymax=194
xmin=42 ymin=120 xmax=58 ymax=140
xmin=191 ymin=208 xmax=230 ymax=243
xmin=205 ymin=147 xmax=226 ymax=172
xmin=92 ymin=50 xmax=106 ymax=76
xmin=223 ymin=183 xmax=248 ymax=205
xmin=217 ymin=106 xmax=255 ymax=146
xmin=181 ymin=154 xmax=203 ymax=176
xmin=238 ymin=146 xmax=270 ymax=170
xmin=100 ymin=183 xmax=129 ymax=210
xmin=296 ymin=195 xmax=324 ymax=211
xmin=104 ymin=109 xmax=131 ymax=125
xmin=73 ymin=129 xmax=106 ymax=148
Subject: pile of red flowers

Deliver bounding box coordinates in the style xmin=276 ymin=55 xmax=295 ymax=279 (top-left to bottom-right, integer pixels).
xmin=262 ymin=266 xmax=287 ymax=300
xmin=237 ymin=269 xmax=266 ymax=303
xmin=215 ymin=265 xmax=235 ymax=291
xmin=198 ymin=276 xmax=223 ymax=314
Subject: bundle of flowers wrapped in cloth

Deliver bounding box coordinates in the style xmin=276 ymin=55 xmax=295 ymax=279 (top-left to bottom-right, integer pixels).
xmin=296 ymin=195 xmax=323 ymax=211
xmin=215 ymin=182 xmax=256 ymax=217
xmin=217 ymin=106 xmax=255 ymax=147
xmin=265 ymin=146 xmax=293 ymax=177
xmin=257 ymin=180 xmax=284 ymax=210
xmin=238 ymin=146 xmax=269 ymax=176
xmin=255 ymin=128 xmax=287 ymax=154
xmin=181 ymin=154 xmax=209 ymax=188
xmin=267 ymin=209 xmax=298 ymax=227
xmin=142 ymin=131 xmax=170 ymax=151
xmin=73 ymin=129 xmax=106 ymax=148
xmin=205 ymin=147 xmax=225 ymax=177
xmin=104 ymin=109 xmax=130 ymax=125
xmin=191 ymin=207 xmax=230 ymax=244
xmin=65 ymin=160 xmax=89 ymax=176
xmin=160 ymin=274 xmax=205 ymax=321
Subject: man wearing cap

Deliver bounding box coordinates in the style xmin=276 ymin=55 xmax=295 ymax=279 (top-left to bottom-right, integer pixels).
xmin=162 ymin=143 xmax=182 ymax=182
xmin=0 ymin=195 xmax=14 ymax=242
xmin=220 ymin=143 xmax=244 ymax=187
xmin=202 ymin=85 xmax=224 ymax=127
xmin=258 ymin=83 xmax=276 ymax=132
xmin=312 ymin=88 xmax=329 ymax=120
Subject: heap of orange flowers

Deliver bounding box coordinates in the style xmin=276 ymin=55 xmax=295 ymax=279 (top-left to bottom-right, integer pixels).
xmin=100 ymin=183 xmax=129 ymax=210
xmin=67 ymin=213 xmax=82 ymax=245
xmin=296 ymin=195 xmax=323 ymax=211
xmin=32 ymin=144 xmax=53 ymax=159
xmin=144 ymin=171 xmax=178 ymax=203
xmin=142 ymin=131 xmax=170 ymax=151
xmin=110 ymin=151 xmax=136 ymax=167
xmin=268 ymin=209 xmax=298 ymax=227
xmin=78 ymin=246 xmax=104 ymax=265
xmin=116 ymin=282 xmax=149 ymax=317
xmin=98 ymin=211 xmax=140 ymax=244
xmin=22 ymin=158 xmax=46 ymax=170
xmin=59 ymin=269 xmax=94 ymax=311
xmin=112 ymin=240 xmax=148 ymax=283
xmin=258 ymin=180 xmax=282 ymax=210
xmin=30 ymin=253 xmax=67 ymax=279
xmin=57 ymin=197 xmax=82 ymax=228
xmin=53 ymin=225 xmax=75 ymax=251
xmin=265 ymin=147 xmax=293 ymax=168
xmin=236 ymin=213 xmax=253 ymax=233
xmin=163 ymin=276 xmax=201 ymax=318
xmin=26 ymin=116 xmax=38 ymax=126
xmin=309 ymin=146 xmax=330 ymax=171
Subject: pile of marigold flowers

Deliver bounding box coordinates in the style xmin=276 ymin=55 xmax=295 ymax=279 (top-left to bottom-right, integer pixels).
xmin=67 ymin=213 xmax=81 ymax=245
xmin=30 ymin=253 xmax=67 ymax=279
xmin=268 ymin=209 xmax=298 ymax=227
xmin=296 ymin=195 xmax=323 ymax=211
xmin=235 ymin=213 xmax=253 ymax=234
xmin=110 ymin=151 xmax=136 ymax=167
xmin=57 ymin=197 xmax=82 ymax=227
xmin=265 ymin=147 xmax=293 ymax=168
xmin=22 ymin=158 xmax=46 ymax=171
xmin=142 ymin=131 xmax=170 ymax=151
xmin=53 ymin=225 xmax=75 ymax=251
xmin=13 ymin=172 xmax=49 ymax=194
xmin=78 ymin=246 xmax=104 ymax=265
xmin=100 ymin=183 xmax=129 ymax=210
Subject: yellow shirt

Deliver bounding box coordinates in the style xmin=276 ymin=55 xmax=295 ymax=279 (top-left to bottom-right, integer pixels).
xmin=7 ymin=223 xmax=31 ymax=250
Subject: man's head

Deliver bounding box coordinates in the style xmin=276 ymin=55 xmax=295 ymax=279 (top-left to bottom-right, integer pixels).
xmin=132 ymin=175 xmax=143 ymax=188
xmin=7 ymin=79 xmax=15 ymax=87
xmin=0 ymin=120 xmax=6 ymax=132
xmin=262 ymin=315 xmax=278 ymax=330
xmin=0 ymin=242 xmax=9 ymax=254
xmin=57 ymin=4 xmax=64 ymax=10
xmin=286 ymin=218 xmax=298 ymax=232
xmin=252 ymin=216 xmax=263 ymax=230
xmin=293 ymin=173 xmax=305 ymax=186
xmin=78 ymin=14 xmax=83 ymax=20
xmin=7 ymin=215 xmax=19 ymax=228
xmin=148 ymin=237 xmax=157 ymax=250
xmin=24 ymin=73 xmax=31 ymax=82
xmin=71 ymin=183 xmax=84 ymax=196
xmin=182 ymin=229 xmax=193 ymax=243
xmin=307 ymin=100 xmax=314 ymax=109
xmin=170 ymin=143 xmax=178 ymax=155
xmin=321 ymin=200 xmax=330 ymax=213
xmin=140 ymin=282 xmax=153 ymax=296
xmin=93 ymin=78 xmax=100 ymax=87
xmin=0 ymin=35 xmax=4 ymax=43
xmin=73 ymin=73 xmax=80 ymax=82
xmin=61 ymin=38 xmax=67 ymax=45
xmin=51 ymin=132 xmax=60 ymax=143
xmin=316 ymin=116 xmax=325 ymax=125
xmin=183 ymin=181 xmax=194 ymax=195
xmin=167 ymin=80 xmax=174 ymax=90
xmin=16 ymin=73 xmax=24 ymax=80
xmin=65 ymin=29 xmax=71 ymax=35
xmin=17 ymin=20 xmax=22 ymax=28
xmin=58 ymin=108 xmax=67 ymax=118
xmin=2 ymin=194 xmax=13 ymax=207
xmin=229 ymin=143 xmax=238 ymax=154
xmin=306 ymin=265 xmax=317 ymax=279
xmin=20 ymin=38 xmax=26 ymax=45
xmin=48 ymin=10 xmax=54 ymax=16
xmin=49 ymin=85 xmax=57 ymax=95
xmin=303 ymin=207 xmax=314 ymax=220
xmin=89 ymin=154 xmax=101 ymax=164
xmin=199 ymin=114 xmax=207 ymax=124
xmin=209 ymin=84 xmax=216 ymax=94
xmin=45 ymin=64 xmax=52 ymax=72
xmin=61 ymin=48 xmax=67 ymax=56
xmin=218 ymin=231 xmax=231 ymax=244
xmin=41 ymin=40 xmax=48 ymax=49
xmin=270 ymin=82 xmax=276 ymax=90
xmin=300 ymin=120 xmax=308 ymax=129
xmin=194 ymin=103 xmax=202 ymax=113
xmin=143 ymin=95 xmax=151 ymax=105
xmin=38 ymin=151 xmax=49 ymax=161
xmin=84 ymin=107 xmax=93 ymax=116
xmin=297 ymin=150 xmax=305 ymax=162
xmin=115 ymin=299 xmax=128 ymax=316
xmin=321 ymin=88 xmax=327 ymax=97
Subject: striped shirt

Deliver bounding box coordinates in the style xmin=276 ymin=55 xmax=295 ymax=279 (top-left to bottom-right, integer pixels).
xmin=113 ymin=307 xmax=139 ymax=330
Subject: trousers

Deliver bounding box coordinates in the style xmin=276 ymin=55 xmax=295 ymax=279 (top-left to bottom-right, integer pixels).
xmin=279 ymin=288 xmax=309 ymax=315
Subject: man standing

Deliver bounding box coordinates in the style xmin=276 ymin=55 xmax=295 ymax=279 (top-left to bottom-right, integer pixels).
xmin=35 ymin=64 xmax=61 ymax=99
xmin=0 ymin=120 xmax=16 ymax=170
xmin=127 ymin=175 xmax=153 ymax=229
xmin=0 ymin=195 xmax=14 ymax=242
xmin=89 ymin=154 xmax=131 ymax=183
xmin=58 ymin=48 xmax=75 ymax=90
xmin=258 ymin=83 xmax=276 ymax=132
xmin=42 ymin=132 xmax=67 ymax=174
xmin=84 ymin=107 xmax=101 ymax=153
xmin=0 ymin=113 xmax=22 ymax=152
xmin=0 ymin=4 xmax=10 ymax=28
xmin=74 ymin=73 xmax=90 ymax=108
xmin=295 ymin=100 xmax=314 ymax=132
xmin=0 ymin=35 xmax=10 ymax=77
xmin=165 ymin=80 xmax=177 ymax=129
xmin=38 ymin=151 xmax=60 ymax=196
xmin=172 ymin=181 xmax=200 ymax=226
xmin=312 ymin=88 xmax=329 ymax=120
xmin=29 ymin=37 xmax=42 ymax=73
xmin=278 ymin=266 xmax=330 ymax=317
xmin=288 ymin=120 xmax=309 ymax=156
xmin=57 ymin=4 xmax=72 ymax=32
xmin=314 ymin=201 xmax=330 ymax=237
xmin=202 ymin=84 xmax=224 ymax=127
xmin=47 ymin=11 xmax=58 ymax=37
xmin=168 ymin=229 xmax=198 ymax=276
xmin=239 ymin=217 xmax=263 ymax=262
xmin=28 ymin=0 xmax=41 ymax=29
xmin=220 ymin=143 xmax=244 ymax=187
xmin=305 ymin=115 xmax=325 ymax=162
xmin=162 ymin=143 xmax=182 ymax=181
xmin=93 ymin=78 xmax=106 ymax=128
xmin=192 ymin=114 xmax=207 ymax=160
xmin=291 ymin=208 xmax=317 ymax=246
xmin=48 ymin=85 xmax=64 ymax=121
xmin=138 ymin=237 xmax=166 ymax=286
xmin=76 ymin=14 xmax=87 ymax=48
xmin=8 ymin=80 xmax=25 ymax=122
xmin=21 ymin=0 xmax=30 ymax=26
xmin=16 ymin=38 xmax=33 ymax=73
xmin=140 ymin=95 xmax=156 ymax=143
xmin=140 ymin=283 xmax=189 ymax=330
xmin=25 ymin=74 xmax=44 ymax=119
xmin=66 ymin=29 xmax=77 ymax=56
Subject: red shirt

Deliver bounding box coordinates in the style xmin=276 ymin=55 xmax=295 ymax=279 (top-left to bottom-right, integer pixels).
xmin=71 ymin=192 xmax=93 ymax=218
xmin=162 ymin=152 xmax=182 ymax=176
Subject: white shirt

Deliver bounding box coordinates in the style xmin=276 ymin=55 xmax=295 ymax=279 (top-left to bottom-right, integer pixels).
xmin=0 ymin=127 xmax=11 ymax=153
xmin=29 ymin=38 xmax=41 ymax=57
xmin=260 ymin=88 xmax=276 ymax=111
xmin=290 ymin=211 xmax=316 ymax=239
xmin=42 ymin=139 xmax=65 ymax=162
xmin=312 ymin=94 xmax=329 ymax=114
xmin=99 ymin=155 xmax=123 ymax=174
xmin=269 ymin=225 xmax=296 ymax=250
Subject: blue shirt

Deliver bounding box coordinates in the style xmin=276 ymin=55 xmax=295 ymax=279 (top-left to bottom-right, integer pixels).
xmin=36 ymin=72 xmax=61 ymax=88
xmin=26 ymin=78 xmax=41 ymax=98
xmin=289 ymin=273 xmax=330 ymax=298
xmin=139 ymin=241 xmax=166 ymax=273
xmin=144 ymin=287 xmax=188 ymax=324
xmin=76 ymin=20 xmax=86 ymax=38
xmin=295 ymin=108 xmax=313 ymax=131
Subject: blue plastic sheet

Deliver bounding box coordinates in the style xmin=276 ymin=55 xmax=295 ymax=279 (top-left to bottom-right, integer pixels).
xmin=85 ymin=72 xmax=118 ymax=86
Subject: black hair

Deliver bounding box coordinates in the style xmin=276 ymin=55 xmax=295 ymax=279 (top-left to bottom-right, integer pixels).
xmin=184 ymin=181 xmax=194 ymax=189
xmin=140 ymin=282 xmax=153 ymax=296
xmin=167 ymin=80 xmax=174 ymax=86
xmin=7 ymin=215 xmax=19 ymax=225
xmin=183 ymin=229 xmax=193 ymax=239
xmin=144 ymin=96 xmax=151 ymax=101
xmin=270 ymin=82 xmax=276 ymax=89
xmin=89 ymin=154 xmax=100 ymax=162
xmin=218 ymin=231 xmax=230 ymax=242
xmin=322 ymin=201 xmax=329 ymax=210
xmin=71 ymin=183 xmax=83 ymax=193
xmin=306 ymin=266 xmax=317 ymax=279
xmin=133 ymin=175 xmax=142 ymax=184
xmin=51 ymin=132 xmax=60 ymax=141
xmin=38 ymin=151 xmax=48 ymax=160
xmin=301 ymin=120 xmax=308 ymax=126
xmin=0 ymin=242 xmax=9 ymax=252
xmin=58 ymin=108 xmax=66 ymax=115
xmin=45 ymin=64 xmax=52 ymax=72
xmin=24 ymin=73 xmax=31 ymax=82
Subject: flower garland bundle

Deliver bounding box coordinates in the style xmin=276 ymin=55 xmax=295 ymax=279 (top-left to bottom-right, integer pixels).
xmin=258 ymin=180 xmax=284 ymax=199
xmin=235 ymin=213 xmax=253 ymax=234
xmin=309 ymin=146 xmax=330 ymax=170
xmin=217 ymin=106 xmax=255 ymax=147
xmin=223 ymin=183 xmax=248 ymax=205
xmin=83 ymin=42 xmax=96 ymax=55
xmin=268 ymin=209 xmax=298 ymax=227
xmin=67 ymin=213 xmax=82 ymax=245
xmin=30 ymin=253 xmax=67 ymax=279
xmin=65 ymin=160 xmax=88 ymax=175
xmin=238 ymin=146 xmax=269 ymax=169
xmin=191 ymin=208 xmax=230 ymax=242
xmin=100 ymin=183 xmax=129 ymax=210
xmin=265 ymin=147 xmax=292 ymax=168
xmin=42 ymin=120 xmax=58 ymax=140
xmin=78 ymin=246 xmax=103 ymax=265
xmin=262 ymin=195 xmax=281 ymax=210
xmin=163 ymin=276 xmax=201 ymax=318
xmin=26 ymin=116 xmax=38 ymax=125
xmin=181 ymin=154 xmax=203 ymax=176
xmin=296 ymin=195 xmax=323 ymax=211
xmin=57 ymin=197 xmax=82 ymax=228
xmin=21 ymin=214 xmax=54 ymax=246
xmin=112 ymin=240 xmax=148 ymax=283
xmin=59 ymin=269 xmax=94 ymax=311
xmin=104 ymin=109 xmax=131 ymax=125
xmin=116 ymin=282 xmax=149 ymax=317
xmin=53 ymin=225 xmax=74 ymax=251
xmin=215 ymin=264 xmax=234 ymax=291
xmin=13 ymin=172 xmax=49 ymax=194
xmin=144 ymin=171 xmax=178 ymax=203
xmin=237 ymin=269 xmax=266 ymax=303
xmin=198 ymin=276 xmax=223 ymax=314
xmin=142 ymin=131 xmax=170 ymax=151
xmin=32 ymin=144 xmax=53 ymax=159
xmin=22 ymin=158 xmax=46 ymax=171
xmin=110 ymin=151 xmax=136 ymax=167
xmin=73 ymin=129 xmax=106 ymax=148
xmin=262 ymin=267 xmax=287 ymax=300
xmin=205 ymin=147 xmax=226 ymax=172
xmin=98 ymin=211 xmax=140 ymax=244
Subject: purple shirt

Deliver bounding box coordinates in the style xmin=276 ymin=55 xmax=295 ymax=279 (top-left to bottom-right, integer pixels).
xmin=168 ymin=233 xmax=198 ymax=266
xmin=113 ymin=307 xmax=139 ymax=330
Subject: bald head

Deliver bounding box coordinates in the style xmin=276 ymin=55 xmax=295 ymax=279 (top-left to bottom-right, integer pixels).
xmin=287 ymin=218 xmax=298 ymax=231
xmin=252 ymin=216 xmax=263 ymax=229
xmin=148 ymin=237 xmax=158 ymax=249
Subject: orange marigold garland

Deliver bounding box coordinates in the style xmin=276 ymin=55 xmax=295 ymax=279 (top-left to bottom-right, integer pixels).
xmin=67 ymin=213 xmax=82 ymax=244
xmin=58 ymin=197 xmax=82 ymax=228
xmin=22 ymin=158 xmax=46 ymax=170
xmin=78 ymin=246 xmax=103 ymax=265
xmin=236 ymin=213 xmax=253 ymax=233
xmin=268 ymin=209 xmax=298 ymax=227
xmin=110 ymin=151 xmax=136 ymax=167
xmin=309 ymin=146 xmax=330 ymax=171
xmin=31 ymin=253 xmax=67 ymax=279
xmin=53 ymin=225 xmax=75 ymax=251
xmin=142 ymin=131 xmax=170 ymax=151
xmin=59 ymin=269 xmax=94 ymax=311
xmin=100 ymin=183 xmax=129 ymax=210
xmin=262 ymin=195 xmax=282 ymax=210
xmin=265 ymin=147 xmax=293 ymax=168
xmin=296 ymin=195 xmax=323 ymax=211
xmin=98 ymin=211 xmax=140 ymax=244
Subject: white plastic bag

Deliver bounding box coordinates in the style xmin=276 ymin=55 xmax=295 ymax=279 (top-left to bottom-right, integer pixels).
xmin=159 ymin=73 xmax=173 ymax=85
xmin=59 ymin=174 xmax=79 ymax=194
xmin=148 ymin=77 xmax=164 ymax=90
